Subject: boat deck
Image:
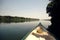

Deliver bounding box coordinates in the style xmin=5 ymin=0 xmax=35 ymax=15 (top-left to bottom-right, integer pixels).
xmin=25 ymin=26 xmax=55 ymax=40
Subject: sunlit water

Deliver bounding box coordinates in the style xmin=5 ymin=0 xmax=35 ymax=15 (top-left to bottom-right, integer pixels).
xmin=0 ymin=21 xmax=51 ymax=40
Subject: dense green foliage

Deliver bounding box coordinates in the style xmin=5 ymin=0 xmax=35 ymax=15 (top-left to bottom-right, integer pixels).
xmin=0 ymin=16 xmax=39 ymax=23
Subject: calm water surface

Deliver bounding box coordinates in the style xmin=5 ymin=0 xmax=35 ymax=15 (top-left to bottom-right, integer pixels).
xmin=0 ymin=21 xmax=51 ymax=40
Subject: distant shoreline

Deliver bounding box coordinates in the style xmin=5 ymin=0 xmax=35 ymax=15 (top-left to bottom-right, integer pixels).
xmin=0 ymin=16 xmax=40 ymax=23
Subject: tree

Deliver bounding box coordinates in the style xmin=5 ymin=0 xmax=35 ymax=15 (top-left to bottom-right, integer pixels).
xmin=46 ymin=0 xmax=60 ymax=40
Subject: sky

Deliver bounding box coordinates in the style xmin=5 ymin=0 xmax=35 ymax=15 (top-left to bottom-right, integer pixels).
xmin=0 ymin=0 xmax=51 ymax=19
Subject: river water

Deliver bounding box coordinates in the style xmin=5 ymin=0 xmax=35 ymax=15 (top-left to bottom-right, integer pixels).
xmin=0 ymin=21 xmax=51 ymax=40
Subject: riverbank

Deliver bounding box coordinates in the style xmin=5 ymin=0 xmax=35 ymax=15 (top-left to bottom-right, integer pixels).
xmin=0 ymin=16 xmax=39 ymax=23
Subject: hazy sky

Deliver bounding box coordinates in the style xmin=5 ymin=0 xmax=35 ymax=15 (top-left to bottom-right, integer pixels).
xmin=0 ymin=0 xmax=51 ymax=19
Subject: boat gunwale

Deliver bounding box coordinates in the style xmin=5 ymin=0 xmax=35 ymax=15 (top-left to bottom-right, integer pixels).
xmin=21 ymin=23 xmax=56 ymax=40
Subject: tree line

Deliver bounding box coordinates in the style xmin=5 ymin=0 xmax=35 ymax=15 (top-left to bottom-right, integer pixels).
xmin=0 ymin=16 xmax=39 ymax=23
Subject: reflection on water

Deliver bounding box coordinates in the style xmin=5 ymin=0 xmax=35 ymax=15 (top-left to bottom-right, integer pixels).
xmin=0 ymin=21 xmax=51 ymax=40
xmin=0 ymin=21 xmax=39 ymax=40
xmin=0 ymin=20 xmax=39 ymax=23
